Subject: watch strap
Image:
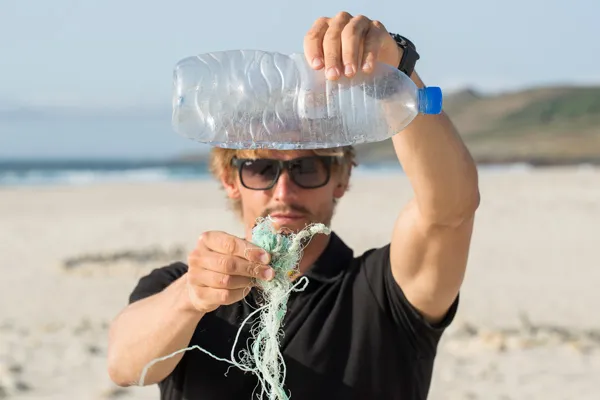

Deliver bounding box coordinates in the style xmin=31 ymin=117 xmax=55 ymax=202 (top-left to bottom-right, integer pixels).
xmin=389 ymin=33 xmax=420 ymax=77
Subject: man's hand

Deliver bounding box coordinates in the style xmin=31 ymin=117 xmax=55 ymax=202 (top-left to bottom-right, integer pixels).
xmin=186 ymin=231 xmax=274 ymax=313
xmin=303 ymin=12 xmax=402 ymax=80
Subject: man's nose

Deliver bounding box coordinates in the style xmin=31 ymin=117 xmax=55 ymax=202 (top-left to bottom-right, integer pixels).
xmin=272 ymin=169 xmax=298 ymax=201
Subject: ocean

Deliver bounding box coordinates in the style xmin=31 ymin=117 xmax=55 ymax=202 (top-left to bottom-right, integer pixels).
xmin=0 ymin=159 xmax=212 ymax=187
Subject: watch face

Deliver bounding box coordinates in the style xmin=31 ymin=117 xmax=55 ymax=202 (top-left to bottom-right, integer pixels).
xmin=393 ymin=34 xmax=416 ymax=51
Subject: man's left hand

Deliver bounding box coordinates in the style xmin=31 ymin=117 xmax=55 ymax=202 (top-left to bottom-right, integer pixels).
xmin=303 ymin=12 xmax=402 ymax=81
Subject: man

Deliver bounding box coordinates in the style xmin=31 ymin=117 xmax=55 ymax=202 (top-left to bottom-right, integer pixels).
xmin=107 ymin=11 xmax=480 ymax=400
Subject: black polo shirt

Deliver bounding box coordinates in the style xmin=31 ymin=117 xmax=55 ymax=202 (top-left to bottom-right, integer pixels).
xmin=128 ymin=232 xmax=458 ymax=400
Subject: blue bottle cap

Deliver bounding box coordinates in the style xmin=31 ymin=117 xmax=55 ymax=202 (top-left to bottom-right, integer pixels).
xmin=418 ymin=86 xmax=443 ymax=115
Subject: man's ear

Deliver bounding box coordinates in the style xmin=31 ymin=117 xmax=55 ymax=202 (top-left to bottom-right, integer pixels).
xmin=333 ymin=182 xmax=347 ymax=199
xmin=222 ymin=173 xmax=241 ymax=200
xmin=333 ymin=166 xmax=351 ymax=199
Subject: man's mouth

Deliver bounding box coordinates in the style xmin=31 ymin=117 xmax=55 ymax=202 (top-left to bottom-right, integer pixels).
xmin=269 ymin=213 xmax=304 ymax=221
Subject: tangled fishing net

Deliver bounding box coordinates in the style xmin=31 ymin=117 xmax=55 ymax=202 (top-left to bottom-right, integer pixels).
xmin=138 ymin=216 xmax=330 ymax=399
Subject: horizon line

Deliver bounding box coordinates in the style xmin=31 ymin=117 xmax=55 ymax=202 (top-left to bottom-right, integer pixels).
xmin=2 ymin=80 xmax=599 ymax=111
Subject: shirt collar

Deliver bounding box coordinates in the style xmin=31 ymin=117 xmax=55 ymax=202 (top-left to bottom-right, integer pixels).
xmin=302 ymin=231 xmax=354 ymax=283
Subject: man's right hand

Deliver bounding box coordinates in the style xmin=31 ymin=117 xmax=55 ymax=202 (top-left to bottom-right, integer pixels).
xmin=186 ymin=231 xmax=274 ymax=313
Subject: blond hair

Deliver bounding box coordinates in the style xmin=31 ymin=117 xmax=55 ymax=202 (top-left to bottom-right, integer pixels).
xmin=209 ymin=146 xmax=357 ymax=217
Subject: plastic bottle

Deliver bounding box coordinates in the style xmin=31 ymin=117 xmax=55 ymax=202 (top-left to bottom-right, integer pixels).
xmin=172 ymin=49 xmax=442 ymax=149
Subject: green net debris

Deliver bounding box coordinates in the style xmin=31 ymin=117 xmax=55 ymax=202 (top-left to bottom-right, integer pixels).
xmin=138 ymin=216 xmax=331 ymax=400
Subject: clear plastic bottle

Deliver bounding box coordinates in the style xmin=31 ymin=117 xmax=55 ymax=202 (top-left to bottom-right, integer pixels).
xmin=172 ymin=49 xmax=442 ymax=149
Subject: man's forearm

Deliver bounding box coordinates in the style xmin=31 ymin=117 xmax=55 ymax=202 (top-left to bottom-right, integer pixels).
xmin=392 ymin=72 xmax=480 ymax=226
xmin=107 ymin=274 xmax=205 ymax=386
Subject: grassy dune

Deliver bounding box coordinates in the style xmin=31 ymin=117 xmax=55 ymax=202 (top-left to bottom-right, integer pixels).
xmin=356 ymin=85 xmax=600 ymax=165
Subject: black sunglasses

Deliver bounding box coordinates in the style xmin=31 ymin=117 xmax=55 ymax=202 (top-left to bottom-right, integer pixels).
xmin=231 ymin=156 xmax=336 ymax=190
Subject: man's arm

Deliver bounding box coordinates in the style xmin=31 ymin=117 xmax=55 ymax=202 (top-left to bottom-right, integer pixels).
xmin=389 ymin=71 xmax=480 ymax=324
xmin=107 ymin=233 xmax=273 ymax=387
xmin=298 ymin=11 xmax=479 ymax=324
xmin=107 ymin=273 xmax=205 ymax=386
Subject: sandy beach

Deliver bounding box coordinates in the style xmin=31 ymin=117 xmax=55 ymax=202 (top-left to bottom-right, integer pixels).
xmin=1 ymin=166 xmax=599 ymax=400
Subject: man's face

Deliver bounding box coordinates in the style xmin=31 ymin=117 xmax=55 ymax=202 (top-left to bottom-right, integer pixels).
xmin=222 ymin=150 xmax=350 ymax=235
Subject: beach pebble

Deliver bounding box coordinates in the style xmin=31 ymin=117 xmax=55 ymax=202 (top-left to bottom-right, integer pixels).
xmin=0 ymin=360 xmax=30 ymax=397
xmin=98 ymin=386 xmax=130 ymax=399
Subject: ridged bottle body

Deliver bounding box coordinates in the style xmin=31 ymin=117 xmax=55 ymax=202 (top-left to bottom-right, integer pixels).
xmin=173 ymin=50 xmax=442 ymax=149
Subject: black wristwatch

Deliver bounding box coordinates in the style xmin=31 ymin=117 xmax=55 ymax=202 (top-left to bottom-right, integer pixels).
xmin=389 ymin=33 xmax=420 ymax=77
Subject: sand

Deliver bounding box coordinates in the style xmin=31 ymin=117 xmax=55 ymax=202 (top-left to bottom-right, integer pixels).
xmin=0 ymin=166 xmax=599 ymax=399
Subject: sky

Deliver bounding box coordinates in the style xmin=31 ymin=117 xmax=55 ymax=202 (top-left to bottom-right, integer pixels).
xmin=0 ymin=0 xmax=598 ymax=159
